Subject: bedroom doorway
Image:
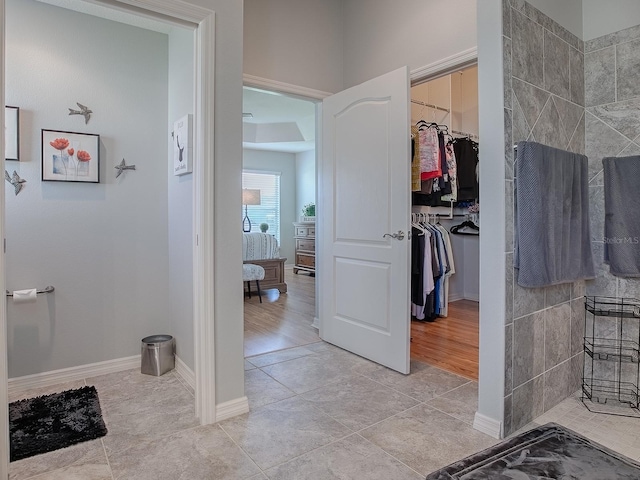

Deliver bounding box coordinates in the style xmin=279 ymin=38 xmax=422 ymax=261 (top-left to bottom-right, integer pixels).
xmin=241 ymin=86 xmax=320 ymax=358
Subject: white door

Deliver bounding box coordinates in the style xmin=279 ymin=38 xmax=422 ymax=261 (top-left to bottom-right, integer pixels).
xmin=319 ymin=66 xmax=411 ymax=374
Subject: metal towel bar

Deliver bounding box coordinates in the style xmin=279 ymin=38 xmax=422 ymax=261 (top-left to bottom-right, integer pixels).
xmin=6 ymin=286 xmax=55 ymax=297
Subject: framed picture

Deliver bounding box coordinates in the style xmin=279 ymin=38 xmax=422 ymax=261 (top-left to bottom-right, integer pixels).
xmin=42 ymin=129 xmax=100 ymax=183
xmin=173 ymin=114 xmax=192 ymax=176
xmin=5 ymin=106 xmax=19 ymax=161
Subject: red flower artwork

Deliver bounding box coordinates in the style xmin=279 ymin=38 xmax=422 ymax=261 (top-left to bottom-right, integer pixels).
xmin=77 ymin=150 xmax=91 ymax=162
xmin=49 ymin=138 xmax=69 ymax=151
xmin=67 ymin=148 xmax=75 ymax=156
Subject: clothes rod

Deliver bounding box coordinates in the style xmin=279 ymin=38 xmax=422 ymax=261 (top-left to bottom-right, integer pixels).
xmin=411 ymin=99 xmax=450 ymax=113
xmin=6 ymin=286 xmax=55 ymax=296
xmin=452 ymin=130 xmax=479 ymax=139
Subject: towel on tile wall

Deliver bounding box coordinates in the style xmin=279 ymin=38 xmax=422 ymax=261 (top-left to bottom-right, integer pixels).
xmin=514 ymin=141 xmax=595 ymax=287
xmin=603 ymin=156 xmax=640 ymax=277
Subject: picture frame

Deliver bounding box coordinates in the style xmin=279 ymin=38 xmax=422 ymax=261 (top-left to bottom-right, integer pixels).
xmin=42 ymin=129 xmax=100 ymax=183
xmin=5 ymin=106 xmax=19 ymax=161
xmin=173 ymin=114 xmax=192 ymax=176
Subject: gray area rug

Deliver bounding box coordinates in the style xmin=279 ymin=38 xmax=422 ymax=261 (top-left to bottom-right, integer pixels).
xmin=426 ymin=423 xmax=640 ymax=479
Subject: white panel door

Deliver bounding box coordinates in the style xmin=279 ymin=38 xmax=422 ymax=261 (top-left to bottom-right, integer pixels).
xmin=319 ymin=66 xmax=411 ymax=374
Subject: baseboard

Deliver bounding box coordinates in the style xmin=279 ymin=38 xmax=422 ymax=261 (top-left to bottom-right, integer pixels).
xmin=175 ymin=355 xmax=195 ymax=390
xmin=216 ymin=396 xmax=249 ymax=422
xmin=449 ymin=293 xmax=464 ymax=302
xmin=473 ymin=411 xmax=502 ymax=439
xmin=465 ymin=293 xmax=480 ymax=302
xmin=8 ymin=355 xmax=141 ymax=397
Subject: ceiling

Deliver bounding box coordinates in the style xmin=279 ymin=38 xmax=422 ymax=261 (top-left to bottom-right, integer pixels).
xmin=243 ymin=87 xmax=316 ymax=153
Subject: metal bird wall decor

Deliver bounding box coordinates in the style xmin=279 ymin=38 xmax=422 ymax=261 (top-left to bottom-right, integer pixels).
xmin=115 ymin=158 xmax=136 ymax=178
xmin=5 ymin=170 xmax=26 ymax=196
xmin=68 ymin=102 xmax=92 ymax=124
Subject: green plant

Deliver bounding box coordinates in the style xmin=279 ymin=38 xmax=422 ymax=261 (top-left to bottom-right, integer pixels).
xmin=302 ymin=202 xmax=315 ymax=217
xmin=259 ymin=223 xmax=269 ymax=233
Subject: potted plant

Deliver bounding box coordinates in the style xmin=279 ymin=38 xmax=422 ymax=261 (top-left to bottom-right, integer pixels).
xmin=259 ymin=223 xmax=269 ymax=233
xmin=301 ymin=202 xmax=315 ymax=221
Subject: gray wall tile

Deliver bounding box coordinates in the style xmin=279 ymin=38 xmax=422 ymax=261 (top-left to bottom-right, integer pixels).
xmin=585 ymin=24 xmax=640 ymax=53
xmin=571 ymin=280 xmax=586 ymax=300
xmin=513 ymin=311 xmax=545 ymax=387
xmin=503 ymin=394 xmax=513 ymax=437
xmin=544 ymin=30 xmax=570 ymax=100
xmin=545 ymin=284 xmax=570 ymax=307
xmin=588 ymin=98 xmax=640 ymax=140
xmin=512 ymin=376 xmax=544 ymax=431
xmin=543 ymin=360 xmax=571 ymax=411
xmin=512 ymin=78 xmax=550 ymax=133
xmin=570 ymin=298 xmax=585 ymax=356
xmin=570 ymin=47 xmax=585 ymax=107
xmin=514 ymin=282 xmax=545 ymax=318
xmin=530 ymin=98 xmax=567 ymax=150
xmin=505 ymin=182 xmax=514 ymax=252
xmin=585 ymin=242 xmax=617 ymax=297
xmin=585 ymin=47 xmax=616 ymax=107
xmin=504 ymin=37 xmax=512 ymax=110
xmin=619 ymin=142 xmax=640 ymax=156
xmin=511 ymin=9 xmax=543 ymax=88
xmin=503 ymin=0 xmax=511 ymax=39
xmin=584 ymin=112 xmax=629 ymax=182
xmin=512 ymin=92 xmax=531 ymax=142
xmin=569 ymin=353 xmax=583 ymax=394
xmin=553 ymin=96 xmax=584 ymax=143
xmin=544 ymin=303 xmax=571 ymax=370
xmin=505 ymin=108 xmax=514 ymax=180
xmin=617 ymin=38 xmax=640 ymax=101
xmin=506 ymin=255 xmax=514 ymax=322
xmin=589 ymin=186 xmax=604 ymax=243
xmin=568 ymin=113 xmax=585 ymax=156
xmin=505 ymin=323 xmax=513 ymax=396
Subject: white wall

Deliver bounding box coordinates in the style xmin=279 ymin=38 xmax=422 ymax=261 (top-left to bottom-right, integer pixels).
xmin=526 ymin=0 xmax=583 ymax=39
xmin=476 ymin=0 xmax=506 ymax=434
xmin=5 ymin=0 xmax=170 ymax=377
xmin=583 ymin=0 xmax=640 ymax=41
xmin=295 ymin=149 xmax=315 ymax=217
xmin=167 ymin=27 xmax=195 ymax=370
xmin=342 ymin=0 xmax=477 ymax=88
xmin=243 ymin=149 xmax=296 ymax=264
xmin=243 ymin=0 xmax=344 ymax=94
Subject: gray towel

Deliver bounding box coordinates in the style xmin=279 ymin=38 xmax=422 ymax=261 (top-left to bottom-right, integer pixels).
xmin=514 ymin=141 xmax=595 ymax=287
xmin=603 ymin=156 xmax=640 ymax=277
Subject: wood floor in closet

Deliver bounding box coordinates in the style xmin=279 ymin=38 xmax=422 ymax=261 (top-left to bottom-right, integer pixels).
xmin=244 ymin=270 xmax=479 ymax=381
xmin=411 ymin=300 xmax=479 ymax=381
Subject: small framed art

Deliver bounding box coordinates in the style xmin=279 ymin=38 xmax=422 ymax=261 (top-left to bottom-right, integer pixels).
xmin=5 ymin=106 xmax=19 ymax=161
xmin=42 ymin=129 xmax=100 ymax=183
xmin=173 ymin=114 xmax=192 ymax=176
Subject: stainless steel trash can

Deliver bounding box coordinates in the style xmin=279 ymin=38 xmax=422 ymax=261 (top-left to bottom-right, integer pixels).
xmin=141 ymin=334 xmax=175 ymax=376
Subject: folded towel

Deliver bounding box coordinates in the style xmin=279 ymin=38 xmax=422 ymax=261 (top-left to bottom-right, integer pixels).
xmin=603 ymin=156 xmax=640 ymax=277
xmin=514 ymin=141 xmax=595 ymax=287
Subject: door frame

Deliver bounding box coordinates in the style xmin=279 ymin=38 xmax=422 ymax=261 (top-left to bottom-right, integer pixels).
xmin=0 ymin=0 xmax=217 ymax=474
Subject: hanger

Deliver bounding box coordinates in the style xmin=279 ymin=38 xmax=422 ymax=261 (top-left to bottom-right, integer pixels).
xmin=450 ymin=217 xmax=479 ymax=236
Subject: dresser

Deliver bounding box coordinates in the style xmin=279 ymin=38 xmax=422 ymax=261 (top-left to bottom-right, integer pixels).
xmin=293 ymin=221 xmax=315 ymax=275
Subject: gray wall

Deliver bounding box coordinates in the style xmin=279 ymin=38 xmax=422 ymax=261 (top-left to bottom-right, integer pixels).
xmin=502 ymin=0 xmax=585 ymax=435
xmin=243 ymin=0 xmax=344 ymax=94
xmin=5 ymin=0 xmax=170 ymax=377
xmin=584 ymin=27 xmax=640 ymax=310
xmin=242 ymin=149 xmax=297 ymax=265
xmin=167 ymin=28 xmax=195 ymax=370
xmin=583 ymin=0 xmax=640 ymax=41
xmin=295 ymin=149 xmax=316 ymax=218
xmin=342 ymin=0 xmax=477 ymax=88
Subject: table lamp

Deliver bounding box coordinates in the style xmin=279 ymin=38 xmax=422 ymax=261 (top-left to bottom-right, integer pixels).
xmin=242 ymin=189 xmax=261 ymax=232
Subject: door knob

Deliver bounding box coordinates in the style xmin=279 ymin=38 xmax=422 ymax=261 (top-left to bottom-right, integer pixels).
xmin=383 ymin=230 xmax=405 ymax=240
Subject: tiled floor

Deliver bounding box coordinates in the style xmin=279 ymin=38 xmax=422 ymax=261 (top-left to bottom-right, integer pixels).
xmin=9 ymin=342 xmax=640 ymax=479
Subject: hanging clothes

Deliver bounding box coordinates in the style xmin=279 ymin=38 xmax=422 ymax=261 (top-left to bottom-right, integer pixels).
xmin=418 ymin=126 xmax=441 ymax=180
xmin=452 ymin=137 xmax=479 ymax=201
xmin=411 ymin=126 xmax=422 ymax=192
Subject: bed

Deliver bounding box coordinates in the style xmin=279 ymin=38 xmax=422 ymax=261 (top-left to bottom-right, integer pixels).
xmin=242 ymin=232 xmax=287 ymax=293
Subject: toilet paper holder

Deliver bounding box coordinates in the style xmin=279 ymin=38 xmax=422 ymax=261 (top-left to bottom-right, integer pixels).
xmin=5 ymin=286 xmax=55 ymax=297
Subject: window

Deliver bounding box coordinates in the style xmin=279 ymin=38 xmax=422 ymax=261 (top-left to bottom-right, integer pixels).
xmin=242 ymin=170 xmax=281 ymax=242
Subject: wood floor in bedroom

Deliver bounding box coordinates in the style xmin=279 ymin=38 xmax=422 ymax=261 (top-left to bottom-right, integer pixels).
xmin=243 ymin=269 xmax=479 ymax=381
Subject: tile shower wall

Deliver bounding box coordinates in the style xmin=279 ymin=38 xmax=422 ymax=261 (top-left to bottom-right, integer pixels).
xmin=584 ymin=25 xmax=640 ymax=300
xmin=502 ymin=0 xmax=586 ymax=436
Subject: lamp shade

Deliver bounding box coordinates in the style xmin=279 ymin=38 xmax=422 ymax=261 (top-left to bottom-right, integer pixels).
xmin=242 ymin=189 xmax=261 ymax=205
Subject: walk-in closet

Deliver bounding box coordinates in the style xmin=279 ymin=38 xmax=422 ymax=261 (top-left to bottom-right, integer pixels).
xmin=410 ymin=65 xmax=480 ymax=380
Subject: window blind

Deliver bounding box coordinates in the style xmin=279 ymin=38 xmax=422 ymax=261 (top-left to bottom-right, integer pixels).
xmin=242 ymin=171 xmax=281 ymax=242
